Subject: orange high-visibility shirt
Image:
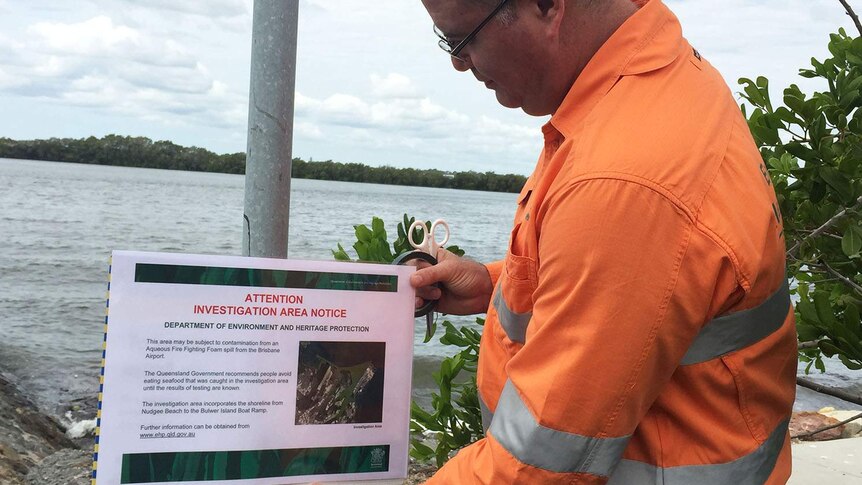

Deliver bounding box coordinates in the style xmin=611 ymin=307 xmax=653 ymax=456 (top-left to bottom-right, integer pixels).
xmin=428 ymin=0 xmax=796 ymax=483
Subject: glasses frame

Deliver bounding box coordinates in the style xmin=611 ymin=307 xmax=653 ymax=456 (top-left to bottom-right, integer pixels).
xmin=434 ymin=0 xmax=513 ymax=61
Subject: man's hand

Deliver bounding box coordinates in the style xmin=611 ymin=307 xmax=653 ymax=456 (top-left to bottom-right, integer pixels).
xmin=409 ymin=249 xmax=494 ymax=315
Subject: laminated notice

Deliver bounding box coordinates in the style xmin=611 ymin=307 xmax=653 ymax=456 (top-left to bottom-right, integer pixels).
xmin=94 ymin=251 xmax=415 ymax=485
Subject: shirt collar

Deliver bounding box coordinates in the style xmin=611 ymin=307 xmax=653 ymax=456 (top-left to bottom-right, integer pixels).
xmin=547 ymin=0 xmax=687 ymax=138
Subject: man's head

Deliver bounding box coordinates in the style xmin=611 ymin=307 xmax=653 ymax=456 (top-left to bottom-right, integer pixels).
xmin=422 ymin=0 xmax=638 ymax=116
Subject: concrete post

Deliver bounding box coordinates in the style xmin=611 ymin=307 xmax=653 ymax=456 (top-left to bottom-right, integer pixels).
xmin=242 ymin=0 xmax=299 ymax=258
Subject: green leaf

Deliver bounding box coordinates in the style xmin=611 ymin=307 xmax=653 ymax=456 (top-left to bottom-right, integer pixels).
xmin=784 ymin=142 xmax=820 ymax=162
xmin=354 ymin=224 xmax=372 ymax=243
xmin=751 ymin=124 xmax=780 ymax=146
xmin=331 ymin=243 xmax=351 ymax=261
xmin=370 ymin=238 xmax=393 ymax=262
xmin=838 ymin=354 xmax=862 ymax=370
xmin=844 ymin=74 xmax=862 ymax=94
xmin=830 ymin=317 xmax=862 ymax=357
xmin=840 ymin=90 xmax=860 ymax=110
xmin=775 ymin=106 xmax=802 ymax=126
xmin=845 ymin=303 xmax=861 ymax=327
xmin=740 ymin=78 xmax=769 ymax=109
xmin=847 ymin=52 xmax=862 ymax=66
xmin=410 ymin=441 xmax=435 ymax=458
xmin=445 ymin=244 xmax=466 ymax=257
xmin=842 ymin=225 xmax=862 ymax=257
xmin=784 ymin=84 xmax=806 ymax=113
xmin=371 ymin=217 xmax=386 ymax=239
xmin=819 ymin=167 xmax=853 ymax=203
xmin=815 ymin=356 xmax=826 ymax=373
xmin=797 ymin=322 xmax=823 ymax=341
xmin=397 ymin=218 xmax=407 ymax=240
xmin=813 ymin=291 xmax=837 ymax=327
xmin=818 ymin=340 xmax=842 ymax=357
xmin=796 ymin=296 xmax=820 ymax=325
xmin=352 ymin=241 xmax=369 ymax=260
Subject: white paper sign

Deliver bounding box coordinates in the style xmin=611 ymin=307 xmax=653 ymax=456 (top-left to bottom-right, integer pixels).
xmin=95 ymin=251 xmax=415 ymax=485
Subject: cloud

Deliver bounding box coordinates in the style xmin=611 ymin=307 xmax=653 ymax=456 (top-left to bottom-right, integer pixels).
xmin=371 ymin=73 xmax=419 ymax=99
xmin=295 ymin=121 xmax=324 ymax=139
xmin=28 ymin=16 xmax=138 ymax=56
xmin=0 ymin=67 xmax=27 ymax=90
xmin=0 ymin=15 xmax=247 ymax=132
xmin=300 ymin=0 xmax=330 ymax=13
xmin=319 ymin=93 xmax=372 ymax=126
xmin=668 ymin=0 xmax=851 ymax=96
xmin=119 ymin=0 xmax=249 ymax=19
xmin=10 ymin=0 xmax=842 ymax=171
xmin=293 ymin=73 xmax=540 ymax=170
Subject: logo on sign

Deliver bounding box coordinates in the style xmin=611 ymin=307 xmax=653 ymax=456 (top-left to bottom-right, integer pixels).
xmin=370 ymin=447 xmax=386 ymax=469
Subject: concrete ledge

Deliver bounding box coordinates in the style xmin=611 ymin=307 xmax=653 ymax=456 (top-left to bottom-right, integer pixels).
xmin=790 ymin=439 xmax=862 ymax=483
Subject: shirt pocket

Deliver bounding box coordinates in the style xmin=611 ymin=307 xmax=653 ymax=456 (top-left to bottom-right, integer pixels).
xmin=495 ymin=221 xmax=539 ymax=351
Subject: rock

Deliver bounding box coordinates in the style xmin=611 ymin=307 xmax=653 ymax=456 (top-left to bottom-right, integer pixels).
xmin=816 ymin=408 xmax=862 ymax=439
xmin=790 ymin=411 xmax=844 ymax=441
xmin=25 ymin=449 xmax=91 ymax=485
xmin=0 ymin=374 xmax=78 ymax=482
xmin=65 ymin=418 xmax=97 ymax=440
xmin=405 ymin=462 xmax=437 ymax=484
xmin=843 ymin=422 xmax=862 ymax=439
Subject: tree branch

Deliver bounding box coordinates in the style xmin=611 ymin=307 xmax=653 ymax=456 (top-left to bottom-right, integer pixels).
xmin=798 ymin=340 xmax=823 ymax=350
xmin=791 ymin=410 xmax=862 ymax=439
xmin=798 ymin=376 xmax=862 ymax=406
xmin=818 ymin=260 xmax=862 ymax=296
xmin=839 ymin=0 xmax=862 ymax=37
xmin=787 ymin=195 xmax=862 ymax=258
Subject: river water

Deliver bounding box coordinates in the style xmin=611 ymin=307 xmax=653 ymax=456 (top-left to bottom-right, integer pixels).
xmin=0 ymin=158 xmax=858 ymax=425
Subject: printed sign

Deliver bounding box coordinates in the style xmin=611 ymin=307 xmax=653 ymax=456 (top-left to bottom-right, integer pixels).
xmin=94 ymin=251 xmax=415 ymax=484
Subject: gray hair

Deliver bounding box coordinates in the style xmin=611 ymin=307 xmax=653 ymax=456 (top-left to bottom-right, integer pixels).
xmin=470 ymin=0 xmax=517 ymax=24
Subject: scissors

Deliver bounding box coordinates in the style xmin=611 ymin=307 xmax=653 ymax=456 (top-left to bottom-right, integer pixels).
xmin=392 ymin=219 xmax=451 ymax=341
xmin=408 ymin=219 xmax=450 ymax=256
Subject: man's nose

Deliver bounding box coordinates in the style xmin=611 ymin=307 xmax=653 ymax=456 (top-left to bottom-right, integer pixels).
xmin=451 ymin=55 xmax=471 ymax=72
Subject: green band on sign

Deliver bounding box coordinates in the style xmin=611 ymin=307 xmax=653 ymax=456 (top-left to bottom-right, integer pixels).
xmin=135 ymin=263 xmax=397 ymax=292
xmin=120 ymin=444 xmax=390 ymax=483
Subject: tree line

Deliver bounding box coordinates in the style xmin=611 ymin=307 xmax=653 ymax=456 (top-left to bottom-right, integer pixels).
xmin=0 ymin=135 xmax=526 ymax=193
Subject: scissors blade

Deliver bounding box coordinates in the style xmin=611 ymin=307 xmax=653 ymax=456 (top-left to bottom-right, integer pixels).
xmin=424 ymin=311 xmax=436 ymax=343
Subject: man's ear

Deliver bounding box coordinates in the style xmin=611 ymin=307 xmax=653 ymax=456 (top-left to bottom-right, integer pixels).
xmin=537 ymin=0 xmax=556 ymax=16
xmin=530 ymin=0 xmax=565 ymax=36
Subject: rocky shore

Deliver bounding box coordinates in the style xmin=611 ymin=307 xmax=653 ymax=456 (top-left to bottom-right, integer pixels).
xmin=2 ymin=368 xmax=856 ymax=484
xmin=0 ymin=372 xmax=435 ymax=484
xmin=0 ymin=373 xmax=91 ymax=484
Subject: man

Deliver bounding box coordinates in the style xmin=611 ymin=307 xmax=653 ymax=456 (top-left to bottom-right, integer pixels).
xmin=410 ymin=0 xmax=797 ymax=483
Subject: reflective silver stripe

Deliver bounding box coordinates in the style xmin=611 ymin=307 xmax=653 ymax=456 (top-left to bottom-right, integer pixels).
xmin=479 ymin=393 xmax=493 ymax=434
xmin=493 ymin=285 xmax=532 ymax=344
xmin=608 ymin=418 xmax=789 ymax=485
xmin=681 ymin=281 xmax=791 ymax=365
xmin=489 ymin=380 xmax=631 ymax=476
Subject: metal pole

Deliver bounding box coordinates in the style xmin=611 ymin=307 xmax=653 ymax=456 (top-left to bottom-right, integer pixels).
xmin=242 ymin=0 xmax=299 ymax=258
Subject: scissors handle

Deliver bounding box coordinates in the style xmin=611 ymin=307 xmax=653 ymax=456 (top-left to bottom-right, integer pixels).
xmin=408 ymin=219 xmax=450 ymax=255
xmin=408 ymin=220 xmax=428 ymax=251
xmin=391 ymin=250 xmax=439 ymax=320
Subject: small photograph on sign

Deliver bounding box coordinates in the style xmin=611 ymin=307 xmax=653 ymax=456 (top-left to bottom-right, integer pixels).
xmin=295 ymin=341 xmax=385 ymax=425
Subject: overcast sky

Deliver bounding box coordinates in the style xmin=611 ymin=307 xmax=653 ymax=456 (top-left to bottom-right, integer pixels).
xmin=0 ymin=0 xmax=856 ymax=174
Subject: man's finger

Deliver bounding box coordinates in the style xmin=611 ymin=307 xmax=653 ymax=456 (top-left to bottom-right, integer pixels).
xmin=416 ymin=286 xmax=442 ymax=301
xmin=410 ymin=261 xmax=450 ymax=288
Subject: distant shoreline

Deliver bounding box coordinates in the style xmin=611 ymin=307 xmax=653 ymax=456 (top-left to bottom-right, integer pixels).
xmin=0 ymin=135 xmax=526 ymax=193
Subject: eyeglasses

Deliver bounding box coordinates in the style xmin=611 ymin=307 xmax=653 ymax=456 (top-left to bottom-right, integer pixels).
xmin=434 ymin=0 xmax=512 ymax=61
